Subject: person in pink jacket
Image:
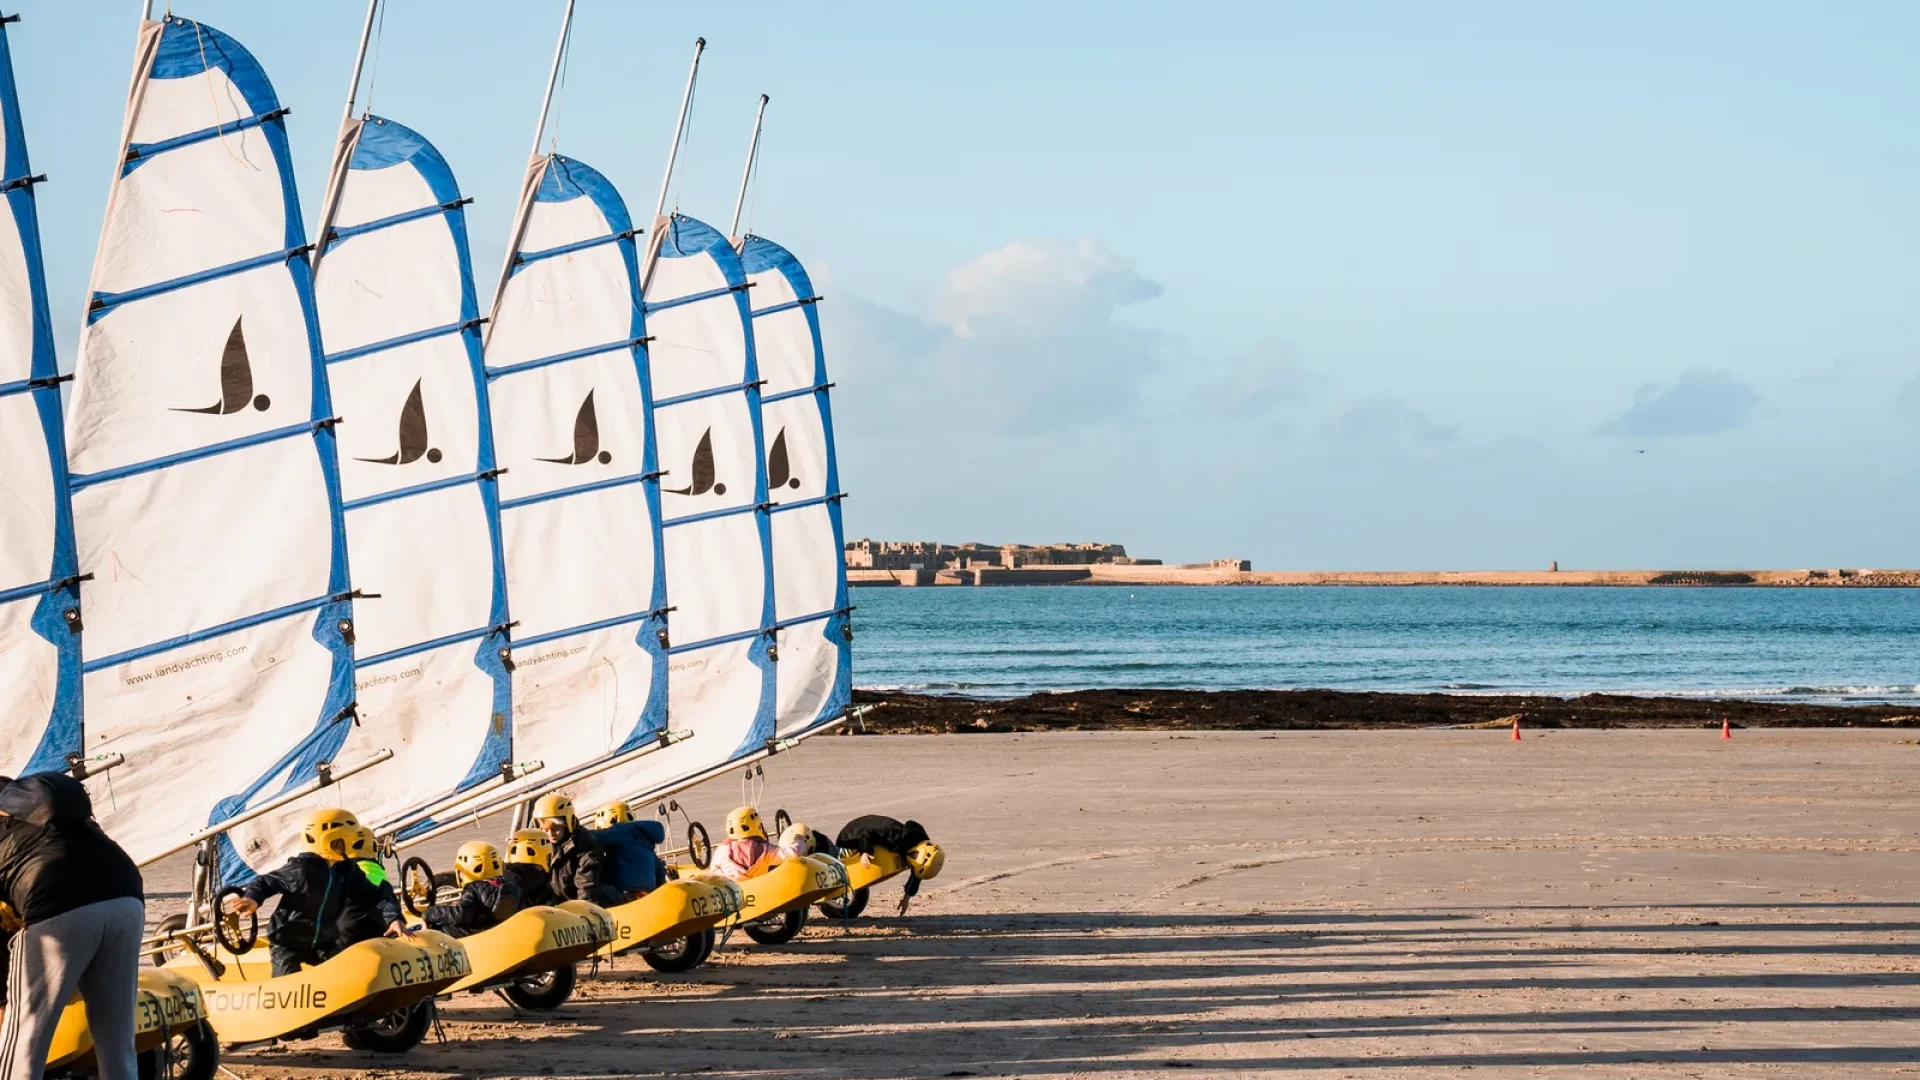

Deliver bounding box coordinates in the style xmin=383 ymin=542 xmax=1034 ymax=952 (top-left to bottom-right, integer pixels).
xmin=709 ymin=806 xmax=778 ymax=880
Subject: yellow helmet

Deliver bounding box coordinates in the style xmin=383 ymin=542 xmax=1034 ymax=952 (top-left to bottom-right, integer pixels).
xmin=506 ymin=828 xmax=552 ymax=871
xmin=455 ymin=841 xmax=503 ymax=884
xmin=907 ymin=841 xmax=945 ymax=881
xmin=778 ymin=822 xmax=813 ymax=855
xmin=341 ymin=824 xmax=377 ymax=862
xmin=593 ymin=800 xmax=633 ymax=827
xmin=531 ymin=793 xmax=575 ymax=827
xmin=299 ymin=807 xmax=361 ymax=861
xmin=726 ymin=805 xmax=766 ymax=841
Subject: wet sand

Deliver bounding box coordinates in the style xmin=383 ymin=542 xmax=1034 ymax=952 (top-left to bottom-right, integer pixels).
xmin=195 ymin=730 xmax=1920 ymax=1078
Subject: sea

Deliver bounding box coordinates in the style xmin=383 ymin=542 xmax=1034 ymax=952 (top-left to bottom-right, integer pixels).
xmin=851 ymin=586 xmax=1920 ymax=706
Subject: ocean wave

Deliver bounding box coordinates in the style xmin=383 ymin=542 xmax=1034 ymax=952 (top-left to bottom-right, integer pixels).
xmin=1441 ymin=682 xmax=1501 ymax=690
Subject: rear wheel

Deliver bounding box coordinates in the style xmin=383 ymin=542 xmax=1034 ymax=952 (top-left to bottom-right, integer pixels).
xmin=137 ymin=1018 xmax=218 ymax=1080
xmin=341 ymin=1001 xmax=432 ymax=1054
xmin=151 ymin=913 xmax=190 ymax=964
xmin=640 ymin=928 xmax=712 ymax=973
xmin=503 ymin=964 xmax=576 ymax=1010
xmin=819 ymin=887 xmax=869 ymax=921
xmin=742 ymin=906 xmax=807 ymax=945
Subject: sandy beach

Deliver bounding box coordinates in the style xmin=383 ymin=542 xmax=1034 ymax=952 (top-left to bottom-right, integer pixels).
xmin=157 ymin=727 xmax=1920 ymax=1079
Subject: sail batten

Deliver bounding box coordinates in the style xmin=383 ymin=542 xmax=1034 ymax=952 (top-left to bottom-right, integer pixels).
xmin=65 ymin=16 xmax=356 ymax=872
xmin=0 ymin=10 xmax=83 ymax=778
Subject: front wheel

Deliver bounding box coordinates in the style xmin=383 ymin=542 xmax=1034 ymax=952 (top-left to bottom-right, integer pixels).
xmin=640 ymin=928 xmax=712 ymax=973
xmin=150 ymin=913 xmax=189 ymax=964
xmin=742 ymin=905 xmax=807 ymax=946
xmin=137 ymin=1018 xmax=219 ymax=1080
xmin=503 ymin=964 xmax=576 ymax=1010
xmin=341 ymin=1001 xmax=432 ymax=1054
xmin=819 ymin=887 xmax=869 ymax=921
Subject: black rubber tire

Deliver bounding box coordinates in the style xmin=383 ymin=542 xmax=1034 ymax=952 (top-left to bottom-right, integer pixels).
xmin=341 ymin=1000 xmax=432 ymax=1054
xmin=210 ymin=886 xmax=257 ymax=955
xmin=742 ymin=905 xmax=807 ymax=946
xmin=137 ymin=1018 xmax=218 ymax=1080
xmin=818 ymin=887 xmax=869 ymax=921
xmin=772 ymin=808 xmax=791 ymax=836
xmin=399 ymin=857 xmax=436 ymax=918
xmin=151 ymin=912 xmax=190 ymax=964
xmin=640 ymin=928 xmax=712 ymax=973
xmin=503 ymin=964 xmax=576 ymax=1010
xmin=687 ymin=822 xmax=711 ymax=869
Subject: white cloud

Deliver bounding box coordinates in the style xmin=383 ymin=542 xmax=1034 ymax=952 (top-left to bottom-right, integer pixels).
xmin=1326 ymin=394 xmax=1459 ymax=449
xmin=1598 ymin=368 xmax=1758 ymax=437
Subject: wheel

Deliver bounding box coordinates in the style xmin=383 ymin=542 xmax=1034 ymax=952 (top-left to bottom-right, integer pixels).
xmin=137 ymin=1018 xmax=218 ymax=1080
xmin=503 ymin=964 xmax=576 ymax=1010
xmin=819 ymin=887 xmax=869 ymax=921
xmin=399 ymin=857 xmax=436 ymax=918
xmin=640 ymin=928 xmax=712 ymax=973
xmin=772 ymin=808 xmax=791 ymax=836
xmin=341 ymin=1001 xmax=432 ymax=1054
xmin=151 ymin=913 xmax=189 ymax=963
xmin=210 ymin=886 xmax=257 ymax=955
xmin=742 ymin=905 xmax=807 ymax=946
xmin=686 ymin=822 xmax=711 ymax=869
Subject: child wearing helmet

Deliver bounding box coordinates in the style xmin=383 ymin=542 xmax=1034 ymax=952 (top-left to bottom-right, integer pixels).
xmin=333 ymin=825 xmax=407 ymax=946
xmin=422 ymin=842 xmax=522 ymax=937
xmin=223 ymin=808 xmax=406 ymax=975
xmin=531 ymin=794 xmax=618 ymax=906
xmin=710 ymin=806 xmax=779 ymax=881
xmin=503 ymin=828 xmax=561 ymax=907
xmin=834 ymin=815 xmax=943 ymax=915
xmin=587 ymin=801 xmax=668 ymax=899
xmin=777 ymin=821 xmax=835 ymax=861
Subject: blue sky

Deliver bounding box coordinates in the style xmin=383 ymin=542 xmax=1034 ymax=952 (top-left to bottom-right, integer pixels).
xmin=11 ymin=1 xmax=1920 ymax=569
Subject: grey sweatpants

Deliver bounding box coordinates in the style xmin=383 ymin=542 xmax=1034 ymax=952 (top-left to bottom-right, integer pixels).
xmin=0 ymin=896 xmax=144 ymax=1080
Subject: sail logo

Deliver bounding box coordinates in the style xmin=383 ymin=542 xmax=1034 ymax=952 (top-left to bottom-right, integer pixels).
xmin=767 ymin=428 xmax=801 ymax=490
xmin=172 ymin=317 xmax=269 ymax=414
xmin=664 ymin=428 xmax=725 ymax=496
xmin=356 ymin=379 xmax=442 ymax=465
xmin=539 ymin=390 xmax=613 ymax=465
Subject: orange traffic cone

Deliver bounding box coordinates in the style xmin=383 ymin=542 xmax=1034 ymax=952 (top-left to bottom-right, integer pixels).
xmin=1721 ymin=717 xmax=1732 ymax=740
xmin=1511 ymin=715 xmax=1523 ymax=741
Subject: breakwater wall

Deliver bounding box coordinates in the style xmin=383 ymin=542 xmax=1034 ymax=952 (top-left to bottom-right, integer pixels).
xmin=848 ymin=566 xmax=1920 ymax=588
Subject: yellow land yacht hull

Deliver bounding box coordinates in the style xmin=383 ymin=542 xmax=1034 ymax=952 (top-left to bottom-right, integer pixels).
xmin=164 ymin=930 xmax=469 ymax=1045
xmin=440 ymin=902 xmax=614 ymax=995
xmin=43 ymin=968 xmax=208 ymax=1070
xmin=724 ymin=854 xmax=849 ymax=927
xmin=597 ymin=878 xmax=737 ymax=958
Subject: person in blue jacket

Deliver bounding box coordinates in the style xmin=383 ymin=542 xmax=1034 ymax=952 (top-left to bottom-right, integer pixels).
xmin=587 ymin=801 xmax=666 ymax=899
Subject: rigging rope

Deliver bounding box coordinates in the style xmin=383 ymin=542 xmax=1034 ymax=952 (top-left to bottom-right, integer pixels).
xmin=547 ymin=26 xmax=572 ymax=156
xmin=362 ymin=0 xmax=388 ymax=119
xmin=191 ymin=19 xmax=252 ymax=169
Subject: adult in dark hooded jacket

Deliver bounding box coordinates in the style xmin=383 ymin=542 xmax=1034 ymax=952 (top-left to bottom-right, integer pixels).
xmin=589 ymin=820 xmax=667 ymax=897
xmin=835 ymin=815 xmax=932 ymax=914
xmin=0 ymin=772 xmax=145 ymax=1080
xmin=530 ymin=795 xmax=617 ymax=906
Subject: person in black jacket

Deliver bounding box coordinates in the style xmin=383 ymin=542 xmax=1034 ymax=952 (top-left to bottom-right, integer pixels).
xmin=531 ymin=794 xmax=617 ymax=906
xmin=835 ymin=815 xmax=945 ymax=915
xmin=503 ymin=829 xmax=560 ymax=906
xmin=224 ymin=808 xmax=405 ymax=975
xmin=588 ymin=801 xmax=667 ymax=898
xmin=421 ymin=842 xmax=521 ymax=937
xmin=0 ymin=772 xmax=145 ymax=1080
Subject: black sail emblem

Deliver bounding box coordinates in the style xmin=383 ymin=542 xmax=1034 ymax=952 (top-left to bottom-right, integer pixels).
xmin=356 ymin=379 xmax=441 ymax=465
xmin=664 ymin=428 xmax=724 ymax=496
xmin=538 ymin=390 xmax=612 ymax=465
xmin=767 ymin=428 xmax=800 ymax=490
xmin=172 ymin=317 xmax=269 ymax=414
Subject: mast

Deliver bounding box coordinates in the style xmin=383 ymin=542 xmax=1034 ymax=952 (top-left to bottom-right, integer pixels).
xmin=311 ymin=0 xmax=384 ymax=271
xmin=728 ymin=94 xmax=769 ymax=240
xmin=651 ymin=37 xmax=707 ymax=226
xmin=487 ymin=0 xmax=575 ymax=307
xmin=338 ymin=0 xmax=380 ymax=130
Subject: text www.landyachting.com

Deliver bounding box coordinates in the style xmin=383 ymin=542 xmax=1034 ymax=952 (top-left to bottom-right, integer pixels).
xmin=122 ymin=644 xmax=248 ymax=686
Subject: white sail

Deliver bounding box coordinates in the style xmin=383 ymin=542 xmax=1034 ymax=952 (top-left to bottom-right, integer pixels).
xmin=227 ymin=115 xmax=513 ymax=867
xmin=560 ymin=213 xmax=776 ymax=814
xmin=479 ymin=155 xmax=666 ymax=795
xmin=64 ymin=16 xmax=355 ymax=872
xmin=738 ymin=235 xmax=852 ymax=737
xmin=0 ymin=11 xmax=82 ymax=776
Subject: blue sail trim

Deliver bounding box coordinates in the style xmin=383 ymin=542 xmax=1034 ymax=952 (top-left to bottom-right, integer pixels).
xmin=484 ymin=336 xmax=645 ymax=381
xmin=1 ymin=14 xmax=81 ymax=773
xmin=67 ymin=421 xmax=321 ymax=490
xmin=355 ymin=624 xmax=494 ymax=669
xmin=740 ymin=234 xmax=852 ymax=733
xmin=126 ymin=18 xmax=354 ymax=885
xmin=497 ymin=469 xmax=656 ymax=512
xmin=83 ymin=593 xmax=333 ymax=673
xmin=339 ymin=114 xmax=516 ymax=799
xmin=87 ymin=246 xmax=308 ymax=323
xmin=0 ymin=578 xmax=60 ymax=607
xmin=323 ymin=318 xmax=475 ymax=366
xmin=758 ymin=382 xmax=830 ymax=405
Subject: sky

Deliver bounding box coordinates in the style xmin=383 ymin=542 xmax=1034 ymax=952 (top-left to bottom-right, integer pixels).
xmin=9 ymin=1 xmax=1920 ymax=569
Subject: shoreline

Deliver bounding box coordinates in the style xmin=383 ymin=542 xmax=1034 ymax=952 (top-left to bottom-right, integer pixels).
xmin=849 ymin=687 xmax=1920 ymax=733
xmin=850 ymin=566 xmax=1920 ymax=588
